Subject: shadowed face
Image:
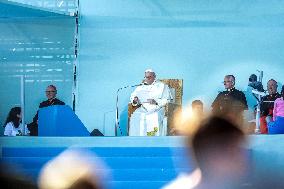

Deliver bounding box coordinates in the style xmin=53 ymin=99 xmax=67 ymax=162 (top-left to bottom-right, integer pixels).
xmin=16 ymin=111 xmax=22 ymax=121
xmin=192 ymin=104 xmax=203 ymax=115
xmin=267 ymin=80 xmax=277 ymax=95
xmin=45 ymin=86 xmax=57 ymax=100
xmin=144 ymin=72 xmax=156 ymax=85
xmin=223 ymin=76 xmax=234 ymax=90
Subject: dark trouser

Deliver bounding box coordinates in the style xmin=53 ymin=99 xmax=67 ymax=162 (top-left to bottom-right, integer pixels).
xmin=27 ymin=122 xmax=38 ymax=136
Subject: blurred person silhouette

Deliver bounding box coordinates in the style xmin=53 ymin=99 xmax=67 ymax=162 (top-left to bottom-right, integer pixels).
xmin=28 ymin=85 xmax=65 ymax=136
xmin=191 ymin=100 xmax=204 ymax=117
xmin=38 ymin=149 xmax=110 ymax=189
xmin=259 ymin=79 xmax=281 ymax=134
xmin=248 ymin=74 xmax=264 ymax=92
xmin=212 ymin=75 xmax=248 ymax=126
xmin=170 ymin=100 xmax=204 ymax=136
xmin=163 ymin=116 xmax=249 ymax=189
xmin=0 ymin=163 xmax=38 ymax=189
xmin=191 ymin=116 xmax=248 ymax=189
xmin=3 ymin=107 xmax=30 ymax=136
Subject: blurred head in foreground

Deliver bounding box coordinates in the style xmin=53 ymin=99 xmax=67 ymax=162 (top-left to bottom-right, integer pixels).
xmin=38 ymin=149 xmax=110 ymax=189
xmin=0 ymin=163 xmax=38 ymax=189
xmin=189 ymin=116 xmax=247 ymax=189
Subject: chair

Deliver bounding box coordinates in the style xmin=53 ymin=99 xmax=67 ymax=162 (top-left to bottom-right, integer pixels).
xmin=128 ymin=79 xmax=183 ymax=135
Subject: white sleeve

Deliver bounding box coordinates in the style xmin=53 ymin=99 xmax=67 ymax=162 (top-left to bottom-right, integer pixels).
xmin=156 ymin=84 xmax=172 ymax=107
xmin=25 ymin=124 xmax=30 ymax=135
xmin=4 ymin=122 xmax=13 ymax=136
xmin=20 ymin=123 xmax=30 ymax=135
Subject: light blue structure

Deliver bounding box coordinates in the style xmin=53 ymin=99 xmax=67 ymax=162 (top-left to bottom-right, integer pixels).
xmin=77 ymin=0 xmax=284 ymax=135
xmin=1 ymin=136 xmax=284 ymax=188
xmin=0 ymin=0 xmax=284 ymax=136
xmin=0 ymin=0 xmax=77 ymax=134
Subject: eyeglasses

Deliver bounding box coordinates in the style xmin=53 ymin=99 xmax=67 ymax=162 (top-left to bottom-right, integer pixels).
xmin=45 ymin=91 xmax=56 ymax=93
xmin=223 ymin=81 xmax=232 ymax=84
xmin=145 ymin=76 xmax=153 ymax=79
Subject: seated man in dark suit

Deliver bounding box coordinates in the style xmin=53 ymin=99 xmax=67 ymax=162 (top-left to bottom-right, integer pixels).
xmin=259 ymin=79 xmax=281 ymax=134
xmin=28 ymin=85 xmax=65 ymax=136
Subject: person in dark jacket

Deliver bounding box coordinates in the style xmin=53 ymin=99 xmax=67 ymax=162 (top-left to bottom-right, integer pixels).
xmin=212 ymin=75 xmax=248 ymax=126
xmin=28 ymin=85 xmax=65 ymax=136
xmin=259 ymin=79 xmax=281 ymax=134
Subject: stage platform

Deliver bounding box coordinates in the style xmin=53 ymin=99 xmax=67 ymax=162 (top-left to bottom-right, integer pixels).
xmin=1 ymin=135 xmax=284 ymax=189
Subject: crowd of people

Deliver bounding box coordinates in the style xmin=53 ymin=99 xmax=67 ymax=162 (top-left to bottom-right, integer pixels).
xmin=128 ymin=69 xmax=283 ymax=136
xmin=3 ymin=69 xmax=284 ymax=136
xmin=1 ymin=69 xmax=284 ymax=189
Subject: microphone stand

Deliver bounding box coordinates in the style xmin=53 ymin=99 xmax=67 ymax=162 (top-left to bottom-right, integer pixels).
xmin=255 ymin=70 xmax=263 ymax=134
xmin=115 ymin=83 xmax=142 ymax=136
xmin=252 ymin=89 xmax=266 ymax=134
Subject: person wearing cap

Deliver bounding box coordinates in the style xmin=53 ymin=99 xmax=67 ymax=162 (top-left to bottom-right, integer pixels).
xmin=129 ymin=69 xmax=172 ymax=136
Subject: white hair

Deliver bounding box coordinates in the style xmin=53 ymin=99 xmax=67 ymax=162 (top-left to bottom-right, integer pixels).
xmin=145 ymin=69 xmax=155 ymax=73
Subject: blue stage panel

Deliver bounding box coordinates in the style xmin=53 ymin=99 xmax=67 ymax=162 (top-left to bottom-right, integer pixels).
xmin=2 ymin=136 xmax=284 ymax=189
xmin=2 ymin=147 xmax=188 ymax=157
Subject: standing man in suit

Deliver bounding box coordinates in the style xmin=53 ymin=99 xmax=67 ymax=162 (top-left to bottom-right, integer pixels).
xmin=212 ymin=75 xmax=248 ymax=126
xmin=28 ymin=85 xmax=65 ymax=136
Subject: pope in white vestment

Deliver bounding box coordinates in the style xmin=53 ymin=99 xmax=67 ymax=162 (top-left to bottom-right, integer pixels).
xmin=129 ymin=69 xmax=172 ymax=136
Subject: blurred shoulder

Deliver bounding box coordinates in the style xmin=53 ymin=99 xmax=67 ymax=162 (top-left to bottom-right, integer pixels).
xmin=5 ymin=122 xmax=13 ymax=128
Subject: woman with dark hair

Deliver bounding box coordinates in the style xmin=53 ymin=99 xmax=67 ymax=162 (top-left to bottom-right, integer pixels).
xmin=267 ymin=85 xmax=284 ymax=134
xmin=3 ymin=107 xmax=29 ymax=136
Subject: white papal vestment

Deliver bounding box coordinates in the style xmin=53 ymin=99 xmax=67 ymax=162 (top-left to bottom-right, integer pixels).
xmin=129 ymin=80 xmax=172 ymax=136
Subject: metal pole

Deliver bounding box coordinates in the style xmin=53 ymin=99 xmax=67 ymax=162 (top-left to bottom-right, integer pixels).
xmin=114 ymin=84 xmax=141 ymax=136
xmin=115 ymin=89 xmax=123 ymax=136
xmin=21 ymin=75 xmax=25 ymax=135
xmin=255 ymin=94 xmax=261 ymax=133
xmin=255 ymin=70 xmax=263 ymax=134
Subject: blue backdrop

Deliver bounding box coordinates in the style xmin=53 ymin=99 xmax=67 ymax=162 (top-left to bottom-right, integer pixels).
xmin=76 ymin=0 xmax=284 ymax=136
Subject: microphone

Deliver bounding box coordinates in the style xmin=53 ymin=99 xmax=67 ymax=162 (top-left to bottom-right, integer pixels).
xmin=257 ymin=70 xmax=263 ymax=83
xmin=117 ymin=83 xmax=143 ymax=92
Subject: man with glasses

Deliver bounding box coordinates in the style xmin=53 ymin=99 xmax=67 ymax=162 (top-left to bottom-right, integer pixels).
xmin=129 ymin=69 xmax=172 ymax=136
xmin=211 ymin=75 xmax=248 ymax=126
xmin=28 ymin=85 xmax=65 ymax=136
